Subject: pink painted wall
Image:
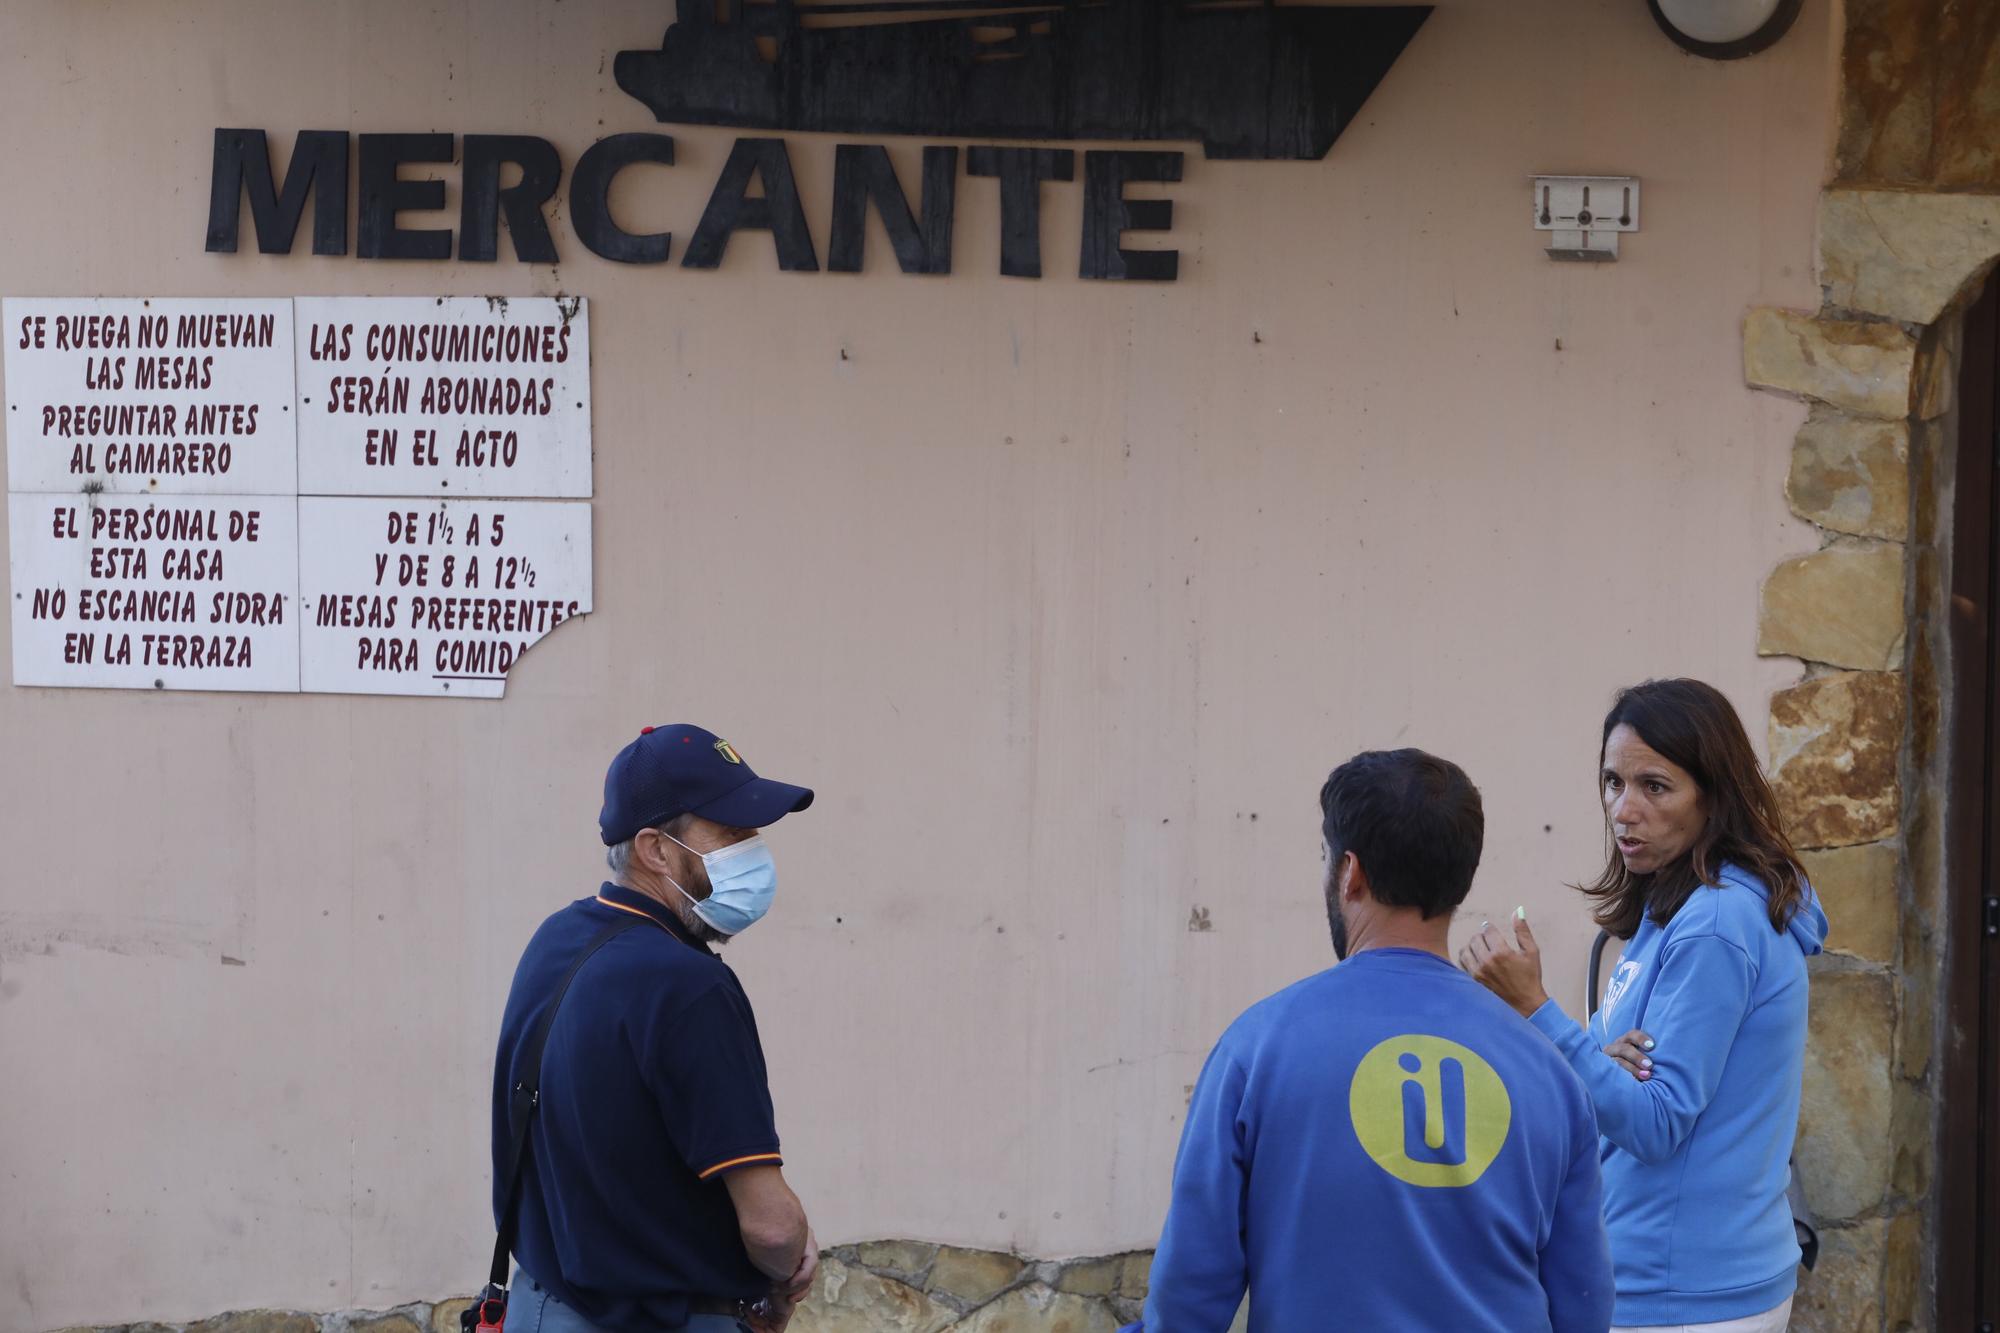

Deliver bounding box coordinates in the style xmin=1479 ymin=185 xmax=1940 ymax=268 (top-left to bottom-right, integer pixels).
xmin=0 ymin=1 xmax=1834 ymax=1325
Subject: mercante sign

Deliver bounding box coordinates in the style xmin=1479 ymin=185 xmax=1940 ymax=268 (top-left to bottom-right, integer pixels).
xmin=203 ymin=2 xmax=1432 ymax=282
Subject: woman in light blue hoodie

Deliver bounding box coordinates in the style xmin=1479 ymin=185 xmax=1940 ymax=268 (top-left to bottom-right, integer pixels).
xmin=1464 ymin=678 xmax=1828 ymax=1332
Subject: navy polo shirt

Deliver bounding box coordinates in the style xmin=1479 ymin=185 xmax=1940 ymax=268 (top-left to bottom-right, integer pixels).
xmin=491 ymin=883 xmax=783 ymax=1331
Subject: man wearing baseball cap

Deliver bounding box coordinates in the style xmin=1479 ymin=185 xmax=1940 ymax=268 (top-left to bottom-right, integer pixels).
xmin=486 ymin=724 xmax=817 ymax=1333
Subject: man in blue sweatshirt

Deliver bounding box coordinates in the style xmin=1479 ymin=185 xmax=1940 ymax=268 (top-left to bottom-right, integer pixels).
xmin=1125 ymin=750 xmax=1613 ymax=1333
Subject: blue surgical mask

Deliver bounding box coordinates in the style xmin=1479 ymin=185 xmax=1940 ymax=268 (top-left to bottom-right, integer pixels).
xmin=666 ymin=833 xmax=777 ymax=936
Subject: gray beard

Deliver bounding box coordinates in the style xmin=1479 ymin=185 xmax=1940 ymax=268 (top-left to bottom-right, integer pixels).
xmin=658 ymin=873 xmax=730 ymax=945
xmin=683 ymin=906 xmax=730 ymax=946
xmin=666 ymin=893 xmax=730 ymax=946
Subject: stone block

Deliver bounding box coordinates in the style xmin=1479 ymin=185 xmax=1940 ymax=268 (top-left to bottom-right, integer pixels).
xmin=1908 ymin=600 xmax=1941 ymax=775
xmin=1797 ymin=842 xmax=1899 ymax=963
xmin=1883 ymin=1208 xmax=1923 ymax=1327
xmin=1769 ymin=672 xmax=1905 ymax=849
xmin=1820 ymin=189 xmax=2000 ymax=325
xmin=1786 ymin=411 xmax=1908 ymax=541
xmin=954 ymin=1284 xmax=1120 ymax=1333
xmin=1891 ymin=1075 xmax=1933 ymax=1201
xmin=1055 ymin=1256 xmax=1122 ymax=1298
xmin=1744 ymin=309 xmax=1921 ymax=420
xmin=1792 ymin=1220 xmax=1886 ymax=1332
xmin=1907 ymin=816 xmax=1944 ymax=939
xmin=1896 ymin=931 xmax=1934 ymax=1085
xmin=1911 ymin=417 xmax=1945 ymax=547
xmin=1932 ymin=7 xmax=2000 ymax=188
xmin=1918 ymin=325 xmax=1958 ymax=422
xmin=187 ymin=1315 xmax=320 ymax=1333
xmin=345 ymin=1317 xmax=422 ymax=1333
xmin=854 ymin=1241 xmax=938 ymax=1281
xmin=1826 ymin=0 xmax=2000 ymax=190
xmin=429 ymin=1301 xmax=474 ymax=1333
xmin=187 ymin=1315 xmax=321 ymax=1333
xmin=791 ymin=1257 xmax=957 ymax=1333
xmin=928 ymin=1246 xmax=1027 ymax=1306
xmin=1758 ymin=543 xmax=1906 ymax=671
xmin=1832 ymin=0 xmax=1941 ymax=185
xmin=1118 ymin=1251 xmax=1152 ymax=1299
xmin=1798 ymin=970 xmax=1896 ymax=1220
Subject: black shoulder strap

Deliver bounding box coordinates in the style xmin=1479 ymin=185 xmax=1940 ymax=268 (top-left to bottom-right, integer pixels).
xmin=490 ymin=915 xmax=645 ymax=1290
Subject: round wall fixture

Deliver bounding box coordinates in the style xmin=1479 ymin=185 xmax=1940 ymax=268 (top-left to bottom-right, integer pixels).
xmin=1647 ymin=0 xmax=1805 ymax=59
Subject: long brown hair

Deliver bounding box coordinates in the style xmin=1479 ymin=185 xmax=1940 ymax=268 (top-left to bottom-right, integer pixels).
xmin=1580 ymin=678 xmax=1807 ymax=938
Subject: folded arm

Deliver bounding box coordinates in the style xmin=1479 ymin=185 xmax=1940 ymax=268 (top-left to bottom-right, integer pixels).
xmin=1529 ymin=933 xmax=1754 ymax=1164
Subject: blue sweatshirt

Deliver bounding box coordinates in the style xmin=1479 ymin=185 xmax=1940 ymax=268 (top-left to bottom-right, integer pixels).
xmin=1528 ymin=864 xmax=1828 ymax=1325
xmin=1128 ymin=949 xmax=1612 ymax=1333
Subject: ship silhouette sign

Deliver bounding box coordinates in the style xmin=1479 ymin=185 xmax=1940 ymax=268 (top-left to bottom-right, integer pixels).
xmin=616 ymin=0 xmax=1431 ymax=163
xmin=204 ymin=1 xmax=1430 ymax=282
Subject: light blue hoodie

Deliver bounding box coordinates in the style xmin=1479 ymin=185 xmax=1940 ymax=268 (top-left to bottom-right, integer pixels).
xmin=1528 ymin=863 xmax=1828 ymax=1326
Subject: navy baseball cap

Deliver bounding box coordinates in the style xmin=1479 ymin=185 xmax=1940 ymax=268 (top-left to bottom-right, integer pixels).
xmin=599 ymin=723 xmax=814 ymax=845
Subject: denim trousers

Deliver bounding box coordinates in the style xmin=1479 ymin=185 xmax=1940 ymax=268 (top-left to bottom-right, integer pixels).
xmin=507 ymin=1268 xmax=751 ymax=1333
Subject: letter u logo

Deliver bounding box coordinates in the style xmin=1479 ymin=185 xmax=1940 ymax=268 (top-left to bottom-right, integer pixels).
xmin=1349 ymin=1035 xmax=1511 ymax=1187
xmin=1400 ymin=1050 xmax=1468 ymax=1167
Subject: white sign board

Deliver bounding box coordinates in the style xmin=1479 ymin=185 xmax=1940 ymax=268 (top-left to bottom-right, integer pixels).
xmin=295 ymin=297 xmax=590 ymax=498
xmin=3 ymin=298 xmax=297 ymax=495
xmin=8 ymin=493 xmax=301 ymax=691
xmin=297 ymin=497 xmax=591 ymax=698
xmin=7 ymin=295 xmax=592 ymax=698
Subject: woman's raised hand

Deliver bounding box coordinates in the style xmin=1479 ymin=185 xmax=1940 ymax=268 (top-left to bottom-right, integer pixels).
xmin=1458 ymin=908 xmax=1552 ymax=1019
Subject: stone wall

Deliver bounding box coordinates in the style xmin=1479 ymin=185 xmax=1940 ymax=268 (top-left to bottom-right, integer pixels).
xmin=49 ymin=1246 xmax=1229 ymax=1333
xmin=790 ymin=1243 xmax=1176 ymax=1332
xmin=1770 ymin=0 xmax=2000 ymax=1316
xmin=53 ymin=1306 xmax=470 ymax=1333
xmin=1745 ymin=189 xmax=2000 ymax=1331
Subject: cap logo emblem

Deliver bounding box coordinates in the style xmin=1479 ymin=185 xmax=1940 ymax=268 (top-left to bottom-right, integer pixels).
xmin=714 ymin=740 xmax=744 ymax=765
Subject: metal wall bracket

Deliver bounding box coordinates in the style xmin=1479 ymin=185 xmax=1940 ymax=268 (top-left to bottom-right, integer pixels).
xmin=1533 ymin=175 xmax=1640 ymax=262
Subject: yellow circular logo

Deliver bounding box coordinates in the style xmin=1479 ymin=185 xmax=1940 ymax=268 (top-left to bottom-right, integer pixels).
xmin=1348 ymin=1034 xmax=1512 ymax=1188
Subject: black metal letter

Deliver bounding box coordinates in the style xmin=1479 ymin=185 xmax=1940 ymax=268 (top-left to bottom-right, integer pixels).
xmin=682 ymin=138 xmax=818 ymax=272
xmin=828 ymin=145 xmax=956 ymax=276
xmin=1081 ymin=151 xmax=1181 ymax=282
xmin=460 ymin=135 xmax=562 ymax=263
xmin=358 ymin=133 xmax=455 ymax=261
xmin=967 ymin=147 xmax=1073 ymax=280
xmin=206 ymin=129 xmax=349 ymax=255
xmin=571 ymin=133 xmax=677 ymax=265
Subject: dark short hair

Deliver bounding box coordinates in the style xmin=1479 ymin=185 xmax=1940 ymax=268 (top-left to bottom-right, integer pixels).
xmin=1320 ymin=749 xmax=1485 ymax=918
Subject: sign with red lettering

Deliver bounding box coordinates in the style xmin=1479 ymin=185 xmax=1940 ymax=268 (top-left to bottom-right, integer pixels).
xmin=295 ymin=297 xmax=589 ymax=498
xmin=296 ymin=497 xmax=591 ymax=697
xmin=4 ymin=298 xmax=297 ymax=496
xmin=7 ymin=493 xmax=301 ymax=691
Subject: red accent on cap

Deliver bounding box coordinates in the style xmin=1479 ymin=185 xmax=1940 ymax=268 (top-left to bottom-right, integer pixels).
xmin=640 ymin=725 xmax=655 ymax=734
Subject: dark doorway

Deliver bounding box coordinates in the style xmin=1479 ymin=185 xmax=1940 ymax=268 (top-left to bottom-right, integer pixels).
xmin=1943 ymin=267 xmax=2000 ymax=1332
